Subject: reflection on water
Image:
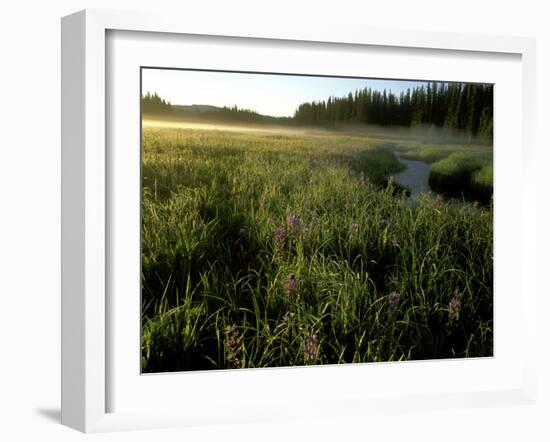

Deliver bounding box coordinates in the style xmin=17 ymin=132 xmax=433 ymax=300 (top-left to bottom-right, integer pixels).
xmin=393 ymin=151 xmax=432 ymax=198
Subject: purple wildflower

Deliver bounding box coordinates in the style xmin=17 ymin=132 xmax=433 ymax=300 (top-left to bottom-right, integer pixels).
xmin=224 ymin=324 xmax=242 ymax=368
xmin=274 ymin=226 xmax=286 ymax=247
xmin=282 ymin=311 xmax=295 ymax=328
xmin=286 ymin=213 xmax=302 ymax=232
xmin=448 ymin=292 xmax=462 ymax=321
xmin=303 ymin=331 xmax=320 ymax=363
xmin=388 ymin=291 xmax=401 ymax=310
xmin=284 ymin=274 xmax=299 ymax=299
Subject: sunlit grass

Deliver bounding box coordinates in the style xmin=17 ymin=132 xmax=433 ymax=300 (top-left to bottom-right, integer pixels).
xmin=400 ymin=145 xmax=454 ymax=163
xmin=429 ymin=151 xmax=493 ymax=202
xmin=141 ymin=126 xmax=493 ymax=372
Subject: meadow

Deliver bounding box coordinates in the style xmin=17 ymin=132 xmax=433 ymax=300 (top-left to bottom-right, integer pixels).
xmin=141 ymin=123 xmax=493 ymax=373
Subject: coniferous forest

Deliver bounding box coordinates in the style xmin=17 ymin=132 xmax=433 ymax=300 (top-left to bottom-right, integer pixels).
xmin=293 ymin=82 xmax=493 ymax=142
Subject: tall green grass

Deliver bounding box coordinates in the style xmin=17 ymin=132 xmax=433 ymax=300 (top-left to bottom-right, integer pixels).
xmin=141 ymin=127 xmax=493 ymax=372
xmin=400 ymin=145 xmax=452 ymax=163
xmin=470 ymin=163 xmax=493 ymax=201
xmin=429 ymin=151 xmax=493 ymax=202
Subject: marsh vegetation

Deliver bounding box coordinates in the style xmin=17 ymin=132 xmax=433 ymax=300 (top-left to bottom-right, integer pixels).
xmin=141 ymin=122 xmax=493 ymax=372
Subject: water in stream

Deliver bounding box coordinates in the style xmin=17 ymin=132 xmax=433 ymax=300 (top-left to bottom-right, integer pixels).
xmin=393 ymin=151 xmax=432 ymax=198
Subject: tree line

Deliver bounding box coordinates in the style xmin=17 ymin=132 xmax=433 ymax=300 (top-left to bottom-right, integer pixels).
xmin=293 ymin=82 xmax=493 ymax=142
xmin=178 ymin=104 xmax=292 ymax=124
xmin=141 ymin=92 xmax=172 ymax=114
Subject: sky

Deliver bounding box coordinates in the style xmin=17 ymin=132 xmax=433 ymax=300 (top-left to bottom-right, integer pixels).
xmin=142 ymin=68 xmax=428 ymax=118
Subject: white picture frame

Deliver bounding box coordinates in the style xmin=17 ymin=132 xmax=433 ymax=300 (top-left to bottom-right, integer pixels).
xmin=61 ymin=9 xmax=537 ymax=433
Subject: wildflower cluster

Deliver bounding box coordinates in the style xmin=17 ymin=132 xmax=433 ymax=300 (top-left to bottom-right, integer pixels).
xmin=286 ymin=213 xmax=302 ymax=232
xmin=283 ymin=274 xmax=299 ymax=300
xmin=448 ymin=291 xmax=462 ymax=322
xmin=274 ymin=226 xmax=286 ymax=249
xmin=303 ymin=331 xmax=320 ymax=364
xmin=282 ymin=311 xmax=295 ymax=328
xmin=224 ymin=324 xmax=242 ymax=368
xmin=388 ymin=291 xmax=401 ymax=311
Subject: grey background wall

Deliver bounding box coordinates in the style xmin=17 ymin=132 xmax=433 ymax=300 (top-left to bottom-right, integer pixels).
xmin=0 ymin=1 xmax=548 ymax=440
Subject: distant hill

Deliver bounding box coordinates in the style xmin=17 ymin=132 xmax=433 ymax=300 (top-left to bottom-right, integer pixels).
xmin=142 ymin=93 xmax=292 ymax=125
xmin=172 ymin=104 xmax=223 ymax=114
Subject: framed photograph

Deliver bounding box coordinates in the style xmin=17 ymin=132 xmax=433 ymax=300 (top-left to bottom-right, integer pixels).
xmin=61 ymin=9 xmax=537 ymax=432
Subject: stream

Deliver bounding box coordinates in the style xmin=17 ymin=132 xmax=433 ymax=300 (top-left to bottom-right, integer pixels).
xmin=393 ymin=151 xmax=432 ymax=198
